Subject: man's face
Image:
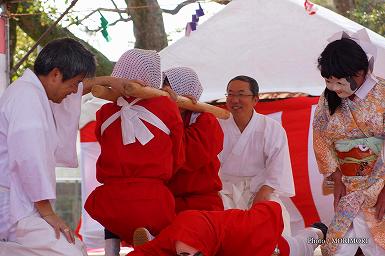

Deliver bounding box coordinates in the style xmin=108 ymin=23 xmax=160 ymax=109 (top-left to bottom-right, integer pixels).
xmin=46 ymin=69 xmax=83 ymax=103
xmin=226 ymin=80 xmax=258 ymax=115
xmin=324 ymin=76 xmax=359 ymax=98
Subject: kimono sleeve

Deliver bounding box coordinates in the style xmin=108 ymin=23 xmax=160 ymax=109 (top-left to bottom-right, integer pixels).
xmin=7 ymin=88 xmax=56 ymax=202
xmin=312 ymin=95 xmax=338 ymax=177
xmin=184 ymin=112 xmax=223 ymax=171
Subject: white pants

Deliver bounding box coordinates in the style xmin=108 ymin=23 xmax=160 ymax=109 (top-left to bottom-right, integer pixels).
xmin=0 ymin=214 xmax=88 ymax=256
xmin=220 ymin=176 xmax=292 ymax=236
xmin=284 ymin=228 xmax=319 ymax=256
xmin=334 ymin=212 xmax=385 ymax=256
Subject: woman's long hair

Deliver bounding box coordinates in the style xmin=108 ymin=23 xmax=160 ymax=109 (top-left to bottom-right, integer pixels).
xmin=317 ymin=38 xmax=368 ymax=115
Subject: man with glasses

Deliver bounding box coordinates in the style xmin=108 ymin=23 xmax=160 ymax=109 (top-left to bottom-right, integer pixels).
xmin=218 ymin=75 xmax=294 ymax=236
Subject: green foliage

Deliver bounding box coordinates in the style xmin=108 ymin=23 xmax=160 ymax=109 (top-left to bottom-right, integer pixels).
xmin=12 ymin=27 xmax=37 ymax=81
xmin=348 ymin=0 xmax=385 ymax=36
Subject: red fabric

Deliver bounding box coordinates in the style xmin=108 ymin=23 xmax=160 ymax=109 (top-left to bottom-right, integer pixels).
xmin=85 ymin=96 xmax=184 ymax=244
xmin=282 ymin=106 xmax=320 ymax=226
xmin=278 ymin=236 xmax=290 ymax=256
xmin=80 ymin=121 xmax=97 ymax=142
xmin=168 ymin=111 xmax=224 ymax=213
xmin=129 ymin=201 xmax=284 ymax=256
xmin=0 ymin=18 xmax=5 ymax=54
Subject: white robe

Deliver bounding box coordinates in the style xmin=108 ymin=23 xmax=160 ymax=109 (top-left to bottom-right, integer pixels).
xmin=219 ymin=110 xmax=295 ymax=234
xmin=0 ymin=69 xmax=85 ymax=255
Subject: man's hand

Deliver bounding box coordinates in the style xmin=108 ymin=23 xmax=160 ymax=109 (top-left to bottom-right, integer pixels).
xmin=375 ymin=186 xmax=385 ymax=220
xmin=331 ymin=170 xmax=346 ymax=210
xmin=35 ymin=200 xmax=75 ymax=244
xmin=252 ymin=185 xmax=274 ymax=205
xmin=42 ymin=213 xmax=75 ymax=244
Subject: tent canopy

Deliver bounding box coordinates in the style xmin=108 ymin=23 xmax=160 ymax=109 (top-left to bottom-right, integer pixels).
xmin=160 ymin=0 xmax=385 ymax=102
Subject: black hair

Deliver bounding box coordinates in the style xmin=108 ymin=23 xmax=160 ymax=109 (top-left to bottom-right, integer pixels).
xmin=317 ymin=38 xmax=368 ymax=115
xmin=34 ymin=38 xmax=96 ymax=81
xmin=227 ymin=75 xmax=259 ymax=95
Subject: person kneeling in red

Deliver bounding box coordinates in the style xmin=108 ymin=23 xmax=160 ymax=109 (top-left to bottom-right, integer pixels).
xmin=128 ymin=201 xmax=326 ymax=256
xmin=163 ymin=67 xmax=224 ymax=213
xmin=85 ymin=49 xmax=184 ymax=256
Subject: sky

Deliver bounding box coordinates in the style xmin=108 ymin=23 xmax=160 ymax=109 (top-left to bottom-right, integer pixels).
xmin=55 ymin=0 xmax=225 ymax=61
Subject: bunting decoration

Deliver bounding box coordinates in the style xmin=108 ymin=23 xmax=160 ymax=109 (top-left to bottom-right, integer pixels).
xmin=185 ymin=3 xmax=205 ymax=37
xmin=99 ymin=11 xmax=111 ymax=42
xmin=304 ymin=0 xmax=317 ymax=15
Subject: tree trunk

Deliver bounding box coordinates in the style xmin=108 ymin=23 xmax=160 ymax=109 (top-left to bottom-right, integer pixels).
xmin=333 ymin=0 xmax=355 ymax=14
xmin=8 ymin=1 xmax=113 ymax=76
xmin=126 ymin=0 xmax=168 ymax=51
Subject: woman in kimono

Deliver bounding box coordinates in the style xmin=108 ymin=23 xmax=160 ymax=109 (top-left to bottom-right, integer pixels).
xmin=218 ymin=75 xmax=294 ymax=235
xmin=313 ymin=30 xmax=385 ymax=255
xmin=127 ymin=201 xmax=326 ymax=256
xmin=85 ymin=49 xmax=184 ymax=256
xmin=163 ymin=67 xmax=224 ymax=213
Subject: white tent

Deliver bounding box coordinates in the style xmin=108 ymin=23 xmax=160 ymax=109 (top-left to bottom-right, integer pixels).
xmin=160 ymin=0 xmax=385 ymax=101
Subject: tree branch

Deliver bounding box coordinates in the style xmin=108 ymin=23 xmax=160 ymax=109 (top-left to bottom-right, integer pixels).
xmin=161 ymin=0 xmax=197 ymax=15
xmin=65 ymin=7 xmax=128 ymax=28
xmin=11 ymin=0 xmax=80 ymax=75
xmin=84 ymin=16 xmax=131 ymax=32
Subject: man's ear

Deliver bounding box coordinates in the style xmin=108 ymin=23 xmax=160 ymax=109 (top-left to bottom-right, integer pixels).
xmin=49 ymin=67 xmax=63 ymax=83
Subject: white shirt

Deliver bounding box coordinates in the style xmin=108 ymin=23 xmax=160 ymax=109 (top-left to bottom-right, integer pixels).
xmin=0 ymin=69 xmax=82 ymax=238
xmin=219 ymin=110 xmax=295 ymax=196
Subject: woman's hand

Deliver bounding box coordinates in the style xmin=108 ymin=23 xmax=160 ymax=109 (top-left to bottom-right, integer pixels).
xmin=375 ymin=186 xmax=385 ymax=220
xmin=331 ymin=170 xmax=346 ymax=210
xmin=161 ymin=85 xmax=178 ymax=102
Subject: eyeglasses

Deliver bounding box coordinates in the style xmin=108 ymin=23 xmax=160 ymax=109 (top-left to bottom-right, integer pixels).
xmin=225 ymin=93 xmax=255 ymax=98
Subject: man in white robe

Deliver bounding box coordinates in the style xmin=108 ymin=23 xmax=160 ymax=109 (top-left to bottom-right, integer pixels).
xmin=219 ymin=75 xmax=295 ymax=235
xmin=0 ymin=38 xmax=132 ymax=256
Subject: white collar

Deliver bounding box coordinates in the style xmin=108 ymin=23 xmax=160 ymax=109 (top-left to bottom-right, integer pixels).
xmin=354 ymin=73 xmax=378 ymax=99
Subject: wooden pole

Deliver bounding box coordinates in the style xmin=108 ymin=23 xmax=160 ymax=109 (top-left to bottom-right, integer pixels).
xmin=91 ymin=84 xmax=230 ymax=120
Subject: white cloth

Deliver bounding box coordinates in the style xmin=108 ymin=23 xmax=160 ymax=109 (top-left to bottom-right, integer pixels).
xmin=0 ymin=214 xmax=87 ymax=256
xmin=334 ymin=212 xmax=385 ymax=256
xmin=220 ymin=175 xmax=291 ymax=236
xmin=219 ymin=111 xmax=294 ymax=236
xmin=219 ymin=110 xmax=295 ymax=196
xmin=284 ymin=228 xmax=320 ymax=256
xmin=163 ymin=67 xmax=203 ymax=101
xmin=0 ymin=69 xmax=82 ymax=241
xmin=100 ymin=97 xmax=170 ymax=145
xmin=111 ymin=48 xmax=162 ymax=89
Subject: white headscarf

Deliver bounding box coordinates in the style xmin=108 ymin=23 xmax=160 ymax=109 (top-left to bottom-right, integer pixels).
xmin=163 ymin=67 xmax=203 ymax=101
xmin=112 ymin=48 xmax=162 ymax=89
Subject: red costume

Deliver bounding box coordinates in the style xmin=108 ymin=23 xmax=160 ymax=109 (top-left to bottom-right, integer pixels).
xmin=128 ymin=201 xmax=290 ymax=256
xmin=85 ymin=96 xmax=184 ymax=244
xmin=168 ymin=111 xmax=224 ymax=213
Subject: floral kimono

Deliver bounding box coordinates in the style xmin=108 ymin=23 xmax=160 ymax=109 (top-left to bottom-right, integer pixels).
xmin=313 ymin=74 xmax=385 ymax=255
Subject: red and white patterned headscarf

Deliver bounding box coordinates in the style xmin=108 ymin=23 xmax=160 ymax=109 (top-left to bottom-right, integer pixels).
xmin=112 ymin=49 xmax=162 ymax=89
xmin=163 ymin=67 xmax=203 ymax=101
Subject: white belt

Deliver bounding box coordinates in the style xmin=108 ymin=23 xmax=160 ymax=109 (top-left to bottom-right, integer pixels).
xmin=101 ymin=97 xmax=170 ymax=145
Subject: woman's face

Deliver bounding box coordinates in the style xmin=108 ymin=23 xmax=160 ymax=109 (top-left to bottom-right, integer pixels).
xmin=324 ymin=76 xmax=359 ymax=98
